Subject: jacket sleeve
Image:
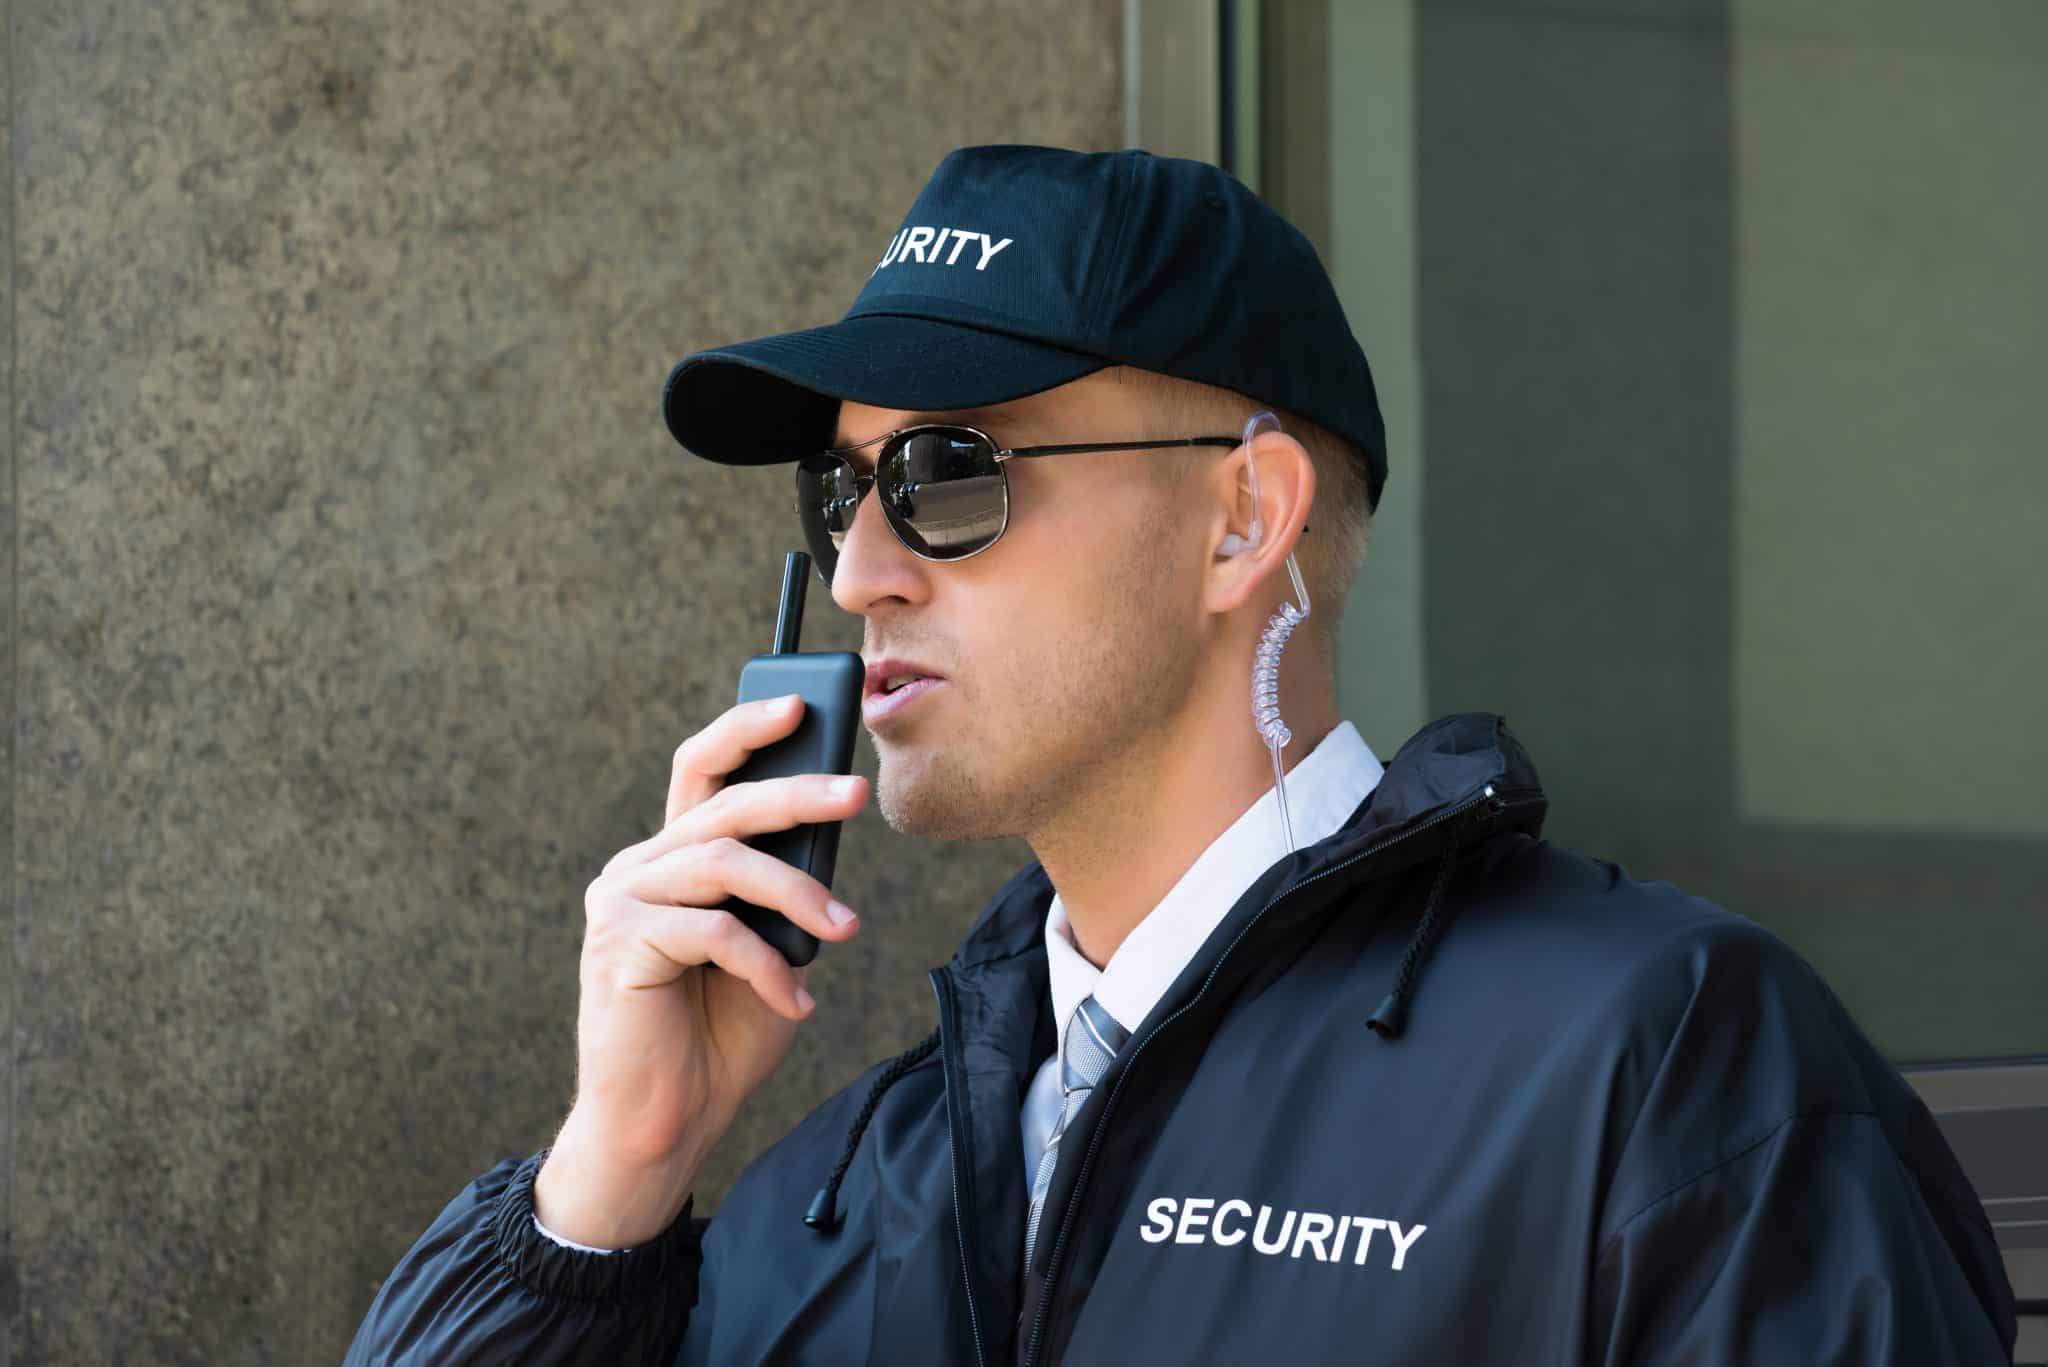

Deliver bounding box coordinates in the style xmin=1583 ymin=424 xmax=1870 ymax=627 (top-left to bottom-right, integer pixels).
xmin=343 ymin=1148 xmax=706 ymax=1367
xmin=1591 ymin=1110 xmax=2016 ymax=1365
xmin=1587 ymin=922 xmax=2017 ymax=1365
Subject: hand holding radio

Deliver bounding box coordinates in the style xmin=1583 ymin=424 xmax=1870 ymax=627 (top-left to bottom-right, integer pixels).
xmin=535 ymin=552 xmax=865 ymax=1248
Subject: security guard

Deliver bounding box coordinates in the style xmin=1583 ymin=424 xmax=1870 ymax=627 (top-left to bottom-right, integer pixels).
xmin=346 ymin=145 xmax=2016 ymax=1365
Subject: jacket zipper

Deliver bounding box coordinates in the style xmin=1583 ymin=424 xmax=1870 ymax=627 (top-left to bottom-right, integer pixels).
xmin=1019 ymin=781 xmax=1537 ymax=1366
xmin=929 ymin=967 xmax=992 ymax=1367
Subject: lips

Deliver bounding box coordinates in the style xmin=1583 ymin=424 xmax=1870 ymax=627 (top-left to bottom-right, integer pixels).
xmin=863 ymin=657 xmax=946 ymax=699
xmin=868 ymin=659 xmax=954 ymax=733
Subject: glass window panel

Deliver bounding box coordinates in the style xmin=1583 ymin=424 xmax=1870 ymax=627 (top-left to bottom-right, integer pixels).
xmin=1258 ymin=0 xmax=2048 ymax=1065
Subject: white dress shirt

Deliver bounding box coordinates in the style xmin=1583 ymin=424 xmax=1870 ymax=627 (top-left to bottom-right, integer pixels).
xmin=1019 ymin=719 xmax=1384 ymax=1188
xmin=538 ymin=718 xmax=1383 ymax=1255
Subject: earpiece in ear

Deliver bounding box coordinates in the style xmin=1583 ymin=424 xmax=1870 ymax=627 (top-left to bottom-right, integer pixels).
xmin=1218 ymin=531 xmax=1256 ymax=557
xmin=1238 ymin=408 xmax=1311 ymax=859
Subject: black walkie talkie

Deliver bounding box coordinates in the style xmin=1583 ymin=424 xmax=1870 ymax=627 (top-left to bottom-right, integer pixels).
xmin=714 ymin=552 xmax=864 ymax=966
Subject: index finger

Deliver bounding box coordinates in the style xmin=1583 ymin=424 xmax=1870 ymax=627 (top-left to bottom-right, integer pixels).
xmin=665 ymin=694 xmax=806 ymax=827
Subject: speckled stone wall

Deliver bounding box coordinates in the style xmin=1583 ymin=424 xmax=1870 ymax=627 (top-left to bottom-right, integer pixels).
xmin=0 ymin=4 xmax=16 ymax=1352
xmin=0 ymin=2 xmax=1121 ymax=1361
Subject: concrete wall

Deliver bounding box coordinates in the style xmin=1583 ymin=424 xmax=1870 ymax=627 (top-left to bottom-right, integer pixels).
xmin=0 ymin=2 xmax=1122 ymax=1361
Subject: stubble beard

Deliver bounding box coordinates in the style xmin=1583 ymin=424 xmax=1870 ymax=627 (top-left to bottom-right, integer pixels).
xmin=871 ymin=537 xmax=1197 ymax=847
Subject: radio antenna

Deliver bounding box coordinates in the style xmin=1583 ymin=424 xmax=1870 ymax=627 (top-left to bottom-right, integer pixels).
xmin=773 ymin=551 xmax=809 ymax=654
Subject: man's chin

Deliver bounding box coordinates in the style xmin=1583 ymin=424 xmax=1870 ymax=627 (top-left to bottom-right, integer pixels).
xmin=872 ymin=754 xmax=1006 ymax=842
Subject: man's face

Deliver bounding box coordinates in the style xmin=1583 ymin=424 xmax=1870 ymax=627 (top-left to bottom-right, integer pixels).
xmin=827 ymin=369 xmax=1210 ymax=844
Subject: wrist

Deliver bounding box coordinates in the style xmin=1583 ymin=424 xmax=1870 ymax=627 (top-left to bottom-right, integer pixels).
xmin=533 ymin=1109 xmax=710 ymax=1249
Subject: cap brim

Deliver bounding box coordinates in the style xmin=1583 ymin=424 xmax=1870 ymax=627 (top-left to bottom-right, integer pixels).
xmin=662 ymin=313 xmax=1111 ymax=465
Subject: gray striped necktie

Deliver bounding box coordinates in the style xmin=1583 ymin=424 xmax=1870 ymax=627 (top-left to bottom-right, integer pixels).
xmin=1023 ymin=994 xmax=1130 ymax=1273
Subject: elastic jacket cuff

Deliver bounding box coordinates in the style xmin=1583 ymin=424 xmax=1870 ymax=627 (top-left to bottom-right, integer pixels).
xmin=490 ymin=1147 xmax=704 ymax=1304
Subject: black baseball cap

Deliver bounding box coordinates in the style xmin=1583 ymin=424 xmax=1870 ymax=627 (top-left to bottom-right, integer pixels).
xmin=661 ymin=144 xmax=1389 ymax=509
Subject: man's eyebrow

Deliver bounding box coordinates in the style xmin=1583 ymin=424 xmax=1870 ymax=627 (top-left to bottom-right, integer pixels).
xmin=829 ymin=407 xmax=1030 ymax=452
xmin=925 ymin=406 xmax=1018 ymax=429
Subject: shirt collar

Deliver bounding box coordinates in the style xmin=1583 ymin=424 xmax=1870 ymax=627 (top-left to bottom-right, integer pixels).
xmin=1043 ymin=719 xmax=1385 ymax=1060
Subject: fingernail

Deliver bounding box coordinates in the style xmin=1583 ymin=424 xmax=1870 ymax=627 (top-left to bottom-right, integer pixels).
xmin=795 ymin=986 xmax=817 ymax=1012
xmin=831 ymin=776 xmax=862 ymax=799
xmin=778 ymin=693 xmax=802 ymax=710
xmin=825 ymin=899 xmax=855 ymax=926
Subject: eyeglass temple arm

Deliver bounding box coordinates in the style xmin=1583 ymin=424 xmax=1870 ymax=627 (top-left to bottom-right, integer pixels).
xmin=1002 ymin=436 xmax=1309 ymax=532
xmin=997 ymin=437 xmax=1243 ymax=459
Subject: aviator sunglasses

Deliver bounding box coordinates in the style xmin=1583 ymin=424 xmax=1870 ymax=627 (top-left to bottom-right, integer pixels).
xmin=794 ymin=423 xmax=1259 ymax=585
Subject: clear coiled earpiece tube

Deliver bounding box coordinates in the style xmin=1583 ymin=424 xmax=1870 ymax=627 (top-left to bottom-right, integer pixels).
xmin=1239 ymin=410 xmax=1311 ymax=856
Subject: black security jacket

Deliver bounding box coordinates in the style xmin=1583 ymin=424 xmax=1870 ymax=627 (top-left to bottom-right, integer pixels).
xmin=345 ymin=714 xmax=2018 ymax=1365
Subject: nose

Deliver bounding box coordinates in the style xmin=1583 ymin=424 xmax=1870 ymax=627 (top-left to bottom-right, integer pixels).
xmin=829 ymin=467 xmax=928 ymax=615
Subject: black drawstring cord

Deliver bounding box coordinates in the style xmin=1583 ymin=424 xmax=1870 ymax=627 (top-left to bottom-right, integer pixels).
xmin=803 ymin=1026 xmax=942 ymax=1232
xmin=1366 ymin=845 xmax=1461 ymax=1041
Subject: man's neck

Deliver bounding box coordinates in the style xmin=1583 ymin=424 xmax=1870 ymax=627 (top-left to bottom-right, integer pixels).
xmin=1031 ymin=702 xmax=1339 ymax=970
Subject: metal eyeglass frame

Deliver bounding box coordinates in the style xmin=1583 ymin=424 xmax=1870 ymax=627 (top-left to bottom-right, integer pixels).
xmin=792 ymin=422 xmax=1252 ymax=584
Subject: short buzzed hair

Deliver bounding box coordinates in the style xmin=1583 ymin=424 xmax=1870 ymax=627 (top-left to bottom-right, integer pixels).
xmin=1110 ymin=366 xmax=1374 ymax=655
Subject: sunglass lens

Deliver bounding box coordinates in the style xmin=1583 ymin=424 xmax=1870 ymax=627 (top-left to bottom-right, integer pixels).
xmin=796 ymin=456 xmax=861 ymax=581
xmin=882 ymin=429 xmax=1008 ymax=560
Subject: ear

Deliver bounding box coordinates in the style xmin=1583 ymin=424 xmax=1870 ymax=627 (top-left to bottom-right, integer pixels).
xmin=1204 ymin=427 xmax=1315 ymax=615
